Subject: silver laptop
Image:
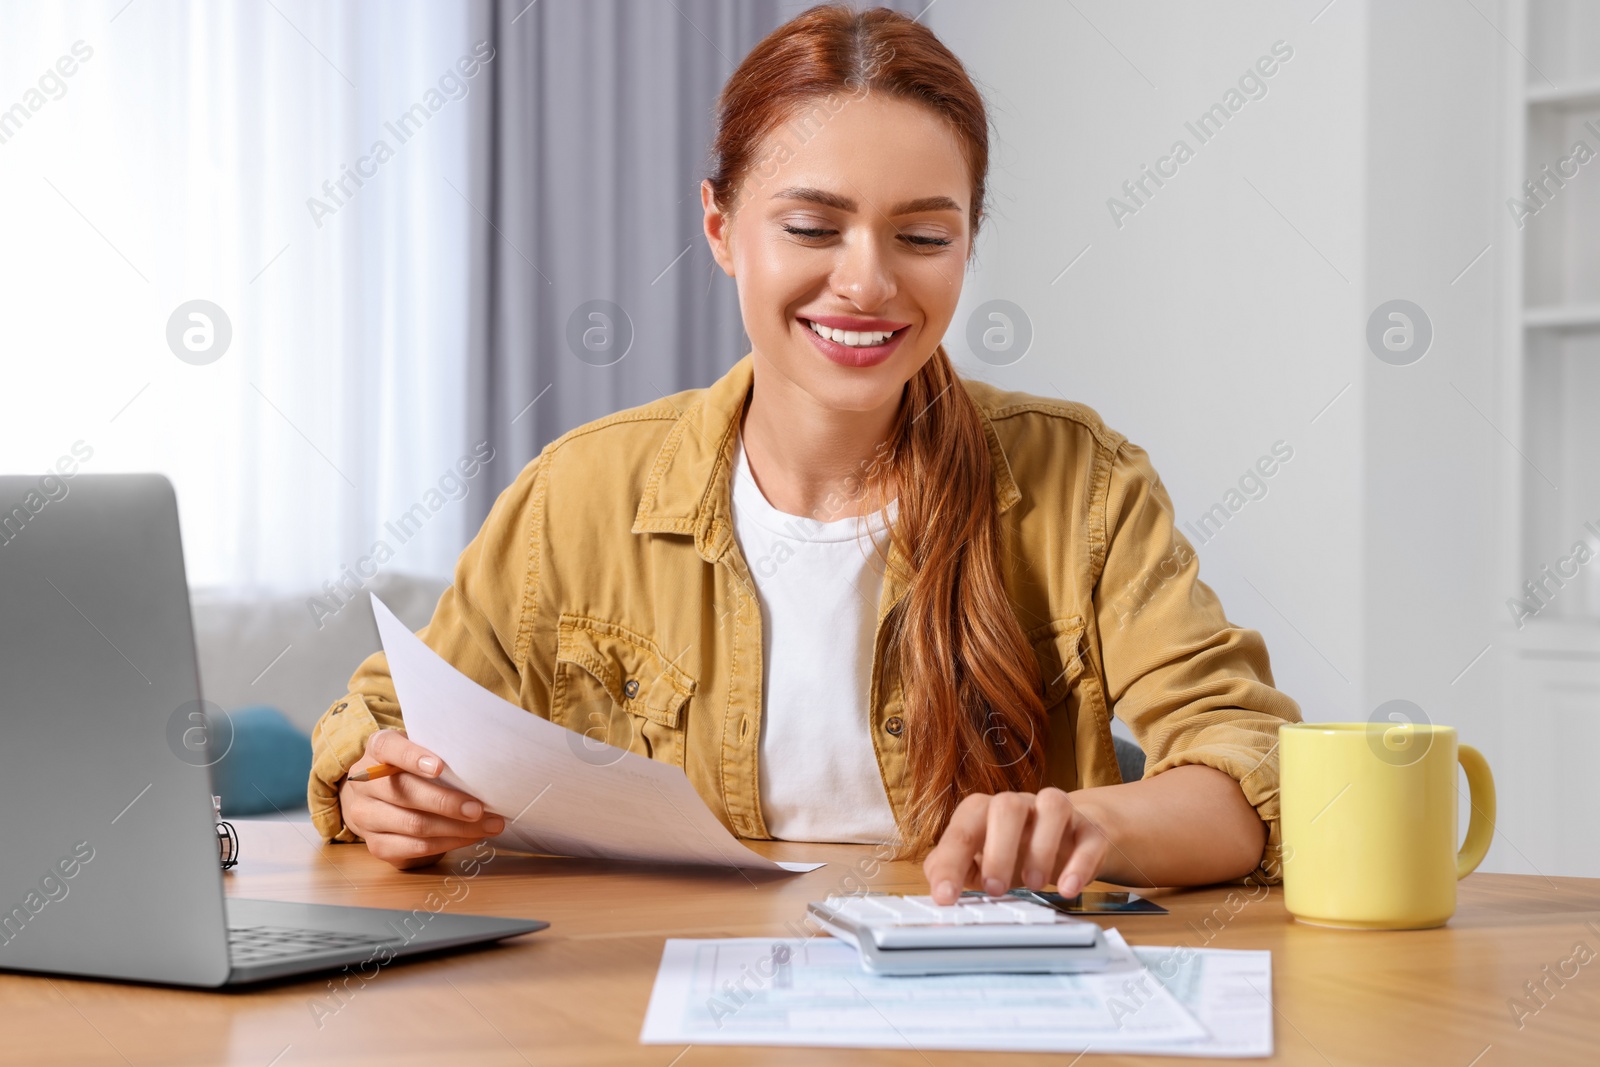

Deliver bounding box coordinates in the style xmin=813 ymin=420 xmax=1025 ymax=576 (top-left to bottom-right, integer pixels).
xmin=0 ymin=473 xmax=546 ymax=986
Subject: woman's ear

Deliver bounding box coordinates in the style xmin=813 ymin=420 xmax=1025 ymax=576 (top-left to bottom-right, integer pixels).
xmin=701 ymin=179 xmax=736 ymax=277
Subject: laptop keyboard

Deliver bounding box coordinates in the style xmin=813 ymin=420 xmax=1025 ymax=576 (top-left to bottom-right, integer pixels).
xmin=228 ymin=924 xmax=392 ymax=965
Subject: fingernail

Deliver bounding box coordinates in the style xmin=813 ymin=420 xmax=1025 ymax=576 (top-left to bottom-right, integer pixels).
xmin=485 ymin=816 xmax=505 ymax=833
xmin=418 ymin=756 xmax=440 ymax=775
xmin=983 ymin=877 xmax=1004 ymax=897
xmin=1024 ymin=869 xmax=1044 ymax=890
xmin=462 ymin=800 xmax=483 ymax=819
xmin=936 ymin=880 xmax=956 ymax=903
xmin=1060 ymin=875 xmax=1081 ymax=897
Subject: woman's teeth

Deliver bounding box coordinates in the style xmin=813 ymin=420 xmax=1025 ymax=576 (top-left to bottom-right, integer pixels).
xmin=804 ymin=319 xmax=896 ymax=347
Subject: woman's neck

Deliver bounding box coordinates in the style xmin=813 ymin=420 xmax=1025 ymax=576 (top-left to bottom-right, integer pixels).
xmin=738 ymin=366 xmax=900 ymax=522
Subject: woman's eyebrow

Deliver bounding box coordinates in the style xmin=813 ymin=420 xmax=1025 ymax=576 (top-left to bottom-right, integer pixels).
xmin=772 ymin=186 xmax=962 ymax=216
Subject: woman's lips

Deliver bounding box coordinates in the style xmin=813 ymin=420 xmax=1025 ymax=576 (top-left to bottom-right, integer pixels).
xmin=799 ymin=317 xmax=907 ymax=368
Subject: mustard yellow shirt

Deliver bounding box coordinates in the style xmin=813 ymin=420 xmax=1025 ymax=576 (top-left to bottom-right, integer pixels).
xmin=308 ymin=353 xmax=1302 ymax=881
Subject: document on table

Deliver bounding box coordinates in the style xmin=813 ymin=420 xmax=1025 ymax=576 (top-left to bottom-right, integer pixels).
xmin=639 ymin=928 xmax=1273 ymax=1057
xmin=371 ymin=595 xmax=823 ymax=873
xmin=1128 ymin=937 xmax=1275 ymax=1058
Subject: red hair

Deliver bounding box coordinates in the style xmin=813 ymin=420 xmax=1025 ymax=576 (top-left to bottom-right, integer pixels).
xmin=707 ymin=4 xmax=1047 ymax=856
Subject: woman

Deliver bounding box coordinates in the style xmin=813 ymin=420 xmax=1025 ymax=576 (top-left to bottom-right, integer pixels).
xmin=309 ymin=4 xmax=1300 ymax=905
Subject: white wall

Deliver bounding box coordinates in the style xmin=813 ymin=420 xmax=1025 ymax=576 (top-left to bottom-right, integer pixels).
xmin=1360 ymin=2 xmax=1522 ymax=873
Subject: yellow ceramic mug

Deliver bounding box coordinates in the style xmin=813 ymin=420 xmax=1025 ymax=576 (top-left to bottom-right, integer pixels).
xmin=1279 ymin=721 xmax=1495 ymax=929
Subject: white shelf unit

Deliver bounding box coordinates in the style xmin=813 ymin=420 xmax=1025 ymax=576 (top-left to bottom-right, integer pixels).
xmin=1502 ymin=1 xmax=1600 ymax=877
xmin=1515 ymin=0 xmax=1600 ymax=635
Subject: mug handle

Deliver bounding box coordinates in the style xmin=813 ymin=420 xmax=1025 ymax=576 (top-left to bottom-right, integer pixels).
xmin=1456 ymin=743 xmax=1496 ymax=879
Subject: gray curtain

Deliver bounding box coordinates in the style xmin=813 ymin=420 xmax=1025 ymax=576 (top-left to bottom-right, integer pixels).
xmin=462 ymin=0 xmax=922 ymax=518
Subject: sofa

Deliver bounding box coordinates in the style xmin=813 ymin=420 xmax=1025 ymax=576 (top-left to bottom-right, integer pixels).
xmin=191 ymin=571 xmax=449 ymax=815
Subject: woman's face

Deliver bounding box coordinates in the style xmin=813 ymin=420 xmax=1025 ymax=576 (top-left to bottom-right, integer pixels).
xmin=703 ymin=93 xmax=972 ymax=415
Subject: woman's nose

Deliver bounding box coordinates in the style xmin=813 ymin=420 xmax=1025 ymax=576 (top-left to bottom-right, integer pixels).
xmin=832 ymin=233 xmax=897 ymax=307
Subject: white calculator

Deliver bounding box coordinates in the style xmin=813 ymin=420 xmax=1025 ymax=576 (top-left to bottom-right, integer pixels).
xmin=807 ymin=893 xmax=1112 ymax=975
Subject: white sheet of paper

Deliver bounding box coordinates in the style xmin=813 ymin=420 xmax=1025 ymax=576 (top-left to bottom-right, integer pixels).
xmin=370 ymin=594 xmax=822 ymax=873
xmin=638 ymin=931 xmax=1223 ymax=1054
xmin=1126 ymin=933 xmax=1275 ymax=1058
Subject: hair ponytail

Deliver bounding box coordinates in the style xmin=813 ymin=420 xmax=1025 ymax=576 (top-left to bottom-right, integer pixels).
xmin=872 ymin=343 xmax=1047 ymax=855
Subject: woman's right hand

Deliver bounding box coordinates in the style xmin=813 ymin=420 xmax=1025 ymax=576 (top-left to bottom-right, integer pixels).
xmin=338 ymin=728 xmax=505 ymax=870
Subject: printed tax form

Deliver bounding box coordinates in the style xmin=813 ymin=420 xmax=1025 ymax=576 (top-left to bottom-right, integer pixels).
xmin=371 ymin=595 xmax=822 ymax=873
xmin=641 ymin=928 xmax=1274 ymax=1056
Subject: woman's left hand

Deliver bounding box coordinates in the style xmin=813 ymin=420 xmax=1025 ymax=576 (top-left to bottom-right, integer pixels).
xmin=921 ymin=787 xmax=1110 ymax=905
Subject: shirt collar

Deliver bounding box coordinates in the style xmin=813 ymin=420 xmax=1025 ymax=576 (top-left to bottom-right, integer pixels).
xmin=632 ymin=351 xmax=1021 ymax=556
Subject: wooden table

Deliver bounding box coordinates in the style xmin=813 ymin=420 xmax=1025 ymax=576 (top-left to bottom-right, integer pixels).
xmin=2 ymin=817 xmax=1597 ymax=1065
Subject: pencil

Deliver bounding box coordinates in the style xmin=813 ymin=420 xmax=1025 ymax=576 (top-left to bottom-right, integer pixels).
xmin=346 ymin=763 xmax=402 ymax=783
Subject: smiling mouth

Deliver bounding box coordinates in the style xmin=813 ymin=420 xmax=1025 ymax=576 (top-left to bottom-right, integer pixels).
xmin=800 ymin=318 xmax=904 ymax=348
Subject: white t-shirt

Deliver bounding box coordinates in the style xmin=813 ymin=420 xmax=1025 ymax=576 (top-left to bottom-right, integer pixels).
xmin=729 ymin=429 xmax=901 ymax=845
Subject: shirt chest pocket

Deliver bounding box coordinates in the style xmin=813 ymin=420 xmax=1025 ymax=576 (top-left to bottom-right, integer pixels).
xmin=1028 ymin=616 xmax=1097 ymax=790
xmin=551 ymin=613 xmax=695 ymax=769
xmin=1030 ymin=616 xmax=1088 ymax=710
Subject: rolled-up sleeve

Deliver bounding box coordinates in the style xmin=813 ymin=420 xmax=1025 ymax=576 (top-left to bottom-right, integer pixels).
xmin=307 ymin=452 xmax=554 ymax=843
xmin=1094 ymin=440 xmax=1302 ymax=882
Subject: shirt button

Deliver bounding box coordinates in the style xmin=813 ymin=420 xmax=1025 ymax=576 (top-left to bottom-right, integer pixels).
xmin=623 ymin=679 xmax=641 ymax=699
xmin=884 ymin=716 xmax=904 ymax=737
xmin=331 ymin=702 xmax=348 ymax=715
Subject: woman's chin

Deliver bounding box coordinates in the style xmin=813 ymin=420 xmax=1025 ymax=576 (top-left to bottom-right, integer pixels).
xmin=802 ymin=363 xmax=913 ymax=414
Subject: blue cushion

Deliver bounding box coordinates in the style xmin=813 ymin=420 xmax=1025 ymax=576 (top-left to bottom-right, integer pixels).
xmin=209 ymin=705 xmax=312 ymax=816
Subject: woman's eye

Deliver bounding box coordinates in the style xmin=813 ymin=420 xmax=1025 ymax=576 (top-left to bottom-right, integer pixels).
xmin=780 ymin=224 xmax=952 ymax=248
